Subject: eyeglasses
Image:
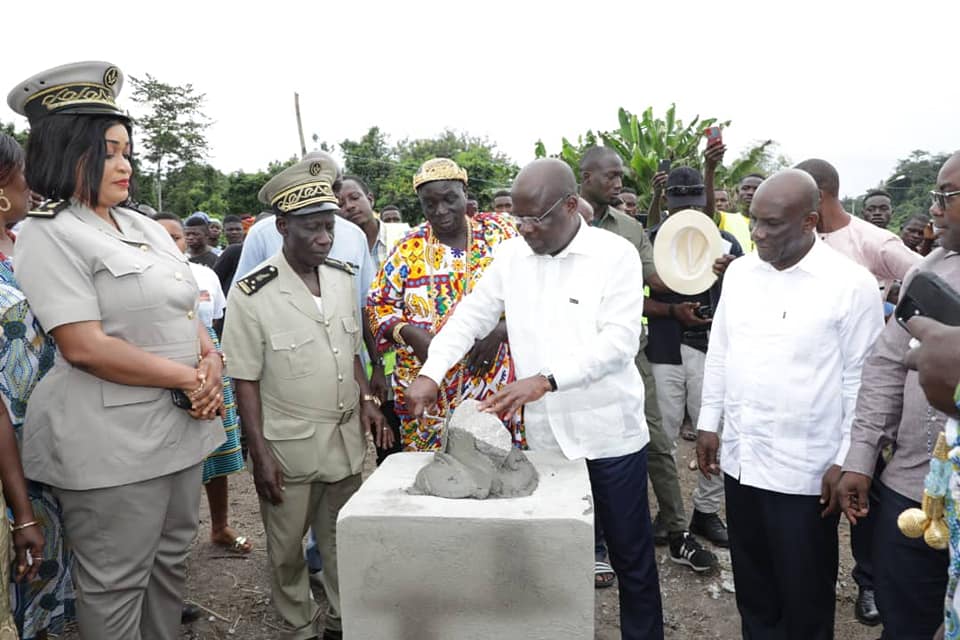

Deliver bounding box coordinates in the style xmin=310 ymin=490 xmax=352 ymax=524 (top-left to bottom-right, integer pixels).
xmin=930 ymin=190 xmax=960 ymax=210
xmin=510 ymin=194 xmax=570 ymax=227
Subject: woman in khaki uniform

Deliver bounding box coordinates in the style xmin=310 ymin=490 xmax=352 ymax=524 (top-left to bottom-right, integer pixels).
xmin=7 ymin=62 xmax=225 ymax=640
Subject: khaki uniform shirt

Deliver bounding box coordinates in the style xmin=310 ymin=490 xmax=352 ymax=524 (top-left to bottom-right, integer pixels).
xmin=593 ymin=205 xmax=655 ymax=352
xmin=223 ymin=251 xmax=365 ymax=483
xmin=15 ymin=201 xmax=225 ymax=490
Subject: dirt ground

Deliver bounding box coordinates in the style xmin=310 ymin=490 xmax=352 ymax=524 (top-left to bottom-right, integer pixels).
xmin=58 ymin=438 xmax=882 ymax=640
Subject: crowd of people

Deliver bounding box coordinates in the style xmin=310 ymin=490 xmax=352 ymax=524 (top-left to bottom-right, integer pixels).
xmin=0 ymin=59 xmax=957 ymax=640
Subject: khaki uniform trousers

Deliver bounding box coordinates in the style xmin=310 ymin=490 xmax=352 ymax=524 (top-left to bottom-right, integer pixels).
xmin=54 ymin=463 xmax=202 ymax=640
xmin=260 ymin=417 xmax=363 ymax=640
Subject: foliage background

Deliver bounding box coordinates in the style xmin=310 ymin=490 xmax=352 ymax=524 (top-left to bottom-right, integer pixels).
xmin=0 ymin=75 xmax=949 ymax=232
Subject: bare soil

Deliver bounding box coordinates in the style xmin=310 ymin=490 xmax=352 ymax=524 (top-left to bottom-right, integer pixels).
xmin=58 ymin=438 xmax=882 ymax=639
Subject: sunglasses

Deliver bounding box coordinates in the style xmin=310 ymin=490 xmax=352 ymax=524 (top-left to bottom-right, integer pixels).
xmin=665 ymin=185 xmax=705 ymax=196
xmin=930 ymin=190 xmax=960 ymax=211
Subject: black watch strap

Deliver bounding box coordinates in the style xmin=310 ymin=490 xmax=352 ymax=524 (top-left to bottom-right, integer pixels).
xmin=544 ymin=373 xmax=558 ymax=392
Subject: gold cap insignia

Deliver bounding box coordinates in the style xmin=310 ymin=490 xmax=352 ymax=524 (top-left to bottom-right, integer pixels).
xmin=103 ymin=66 xmax=120 ymax=87
xmin=309 ymin=162 xmax=323 ymax=176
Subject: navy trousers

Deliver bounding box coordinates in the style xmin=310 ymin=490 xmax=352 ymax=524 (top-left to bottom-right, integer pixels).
xmin=851 ymin=456 xmax=885 ymax=591
xmin=872 ymin=481 xmax=948 ymax=640
xmin=587 ymin=447 xmax=664 ymax=640
xmin=725 ymin=474 xmax=839 ymax=640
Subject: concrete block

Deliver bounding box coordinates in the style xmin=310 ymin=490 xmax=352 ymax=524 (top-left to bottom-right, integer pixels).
xmin=337 ymin=451 xmax=594 ymax=640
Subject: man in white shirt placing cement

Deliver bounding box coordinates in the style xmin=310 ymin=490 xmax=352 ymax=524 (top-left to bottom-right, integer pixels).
xmin=696 ymin=169 xmax=883 ymax=640
xmin=406 ymin=158 xmax=664 ymax=640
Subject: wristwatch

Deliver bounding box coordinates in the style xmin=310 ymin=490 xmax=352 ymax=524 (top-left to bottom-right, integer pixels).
xmin=362 ymin=394 xmax=382 ymax=407
xmin=539 ymin=369 xmax=558 ymax=392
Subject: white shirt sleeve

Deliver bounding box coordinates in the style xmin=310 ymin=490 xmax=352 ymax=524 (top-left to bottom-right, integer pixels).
xmin=550 ymin=241 xmax=645 ymax=391
xmin=211 ymin=274 xmax=227 ymax=321
xmin=419 ymin=254 xmax=507 ymax=385
xmin=835 ymin=273 xmax=885 ymax=464
xmin=697 ymin=272 xmax=731 ymax=433
xmin=232 ymin=220 xmax=276 ymax=289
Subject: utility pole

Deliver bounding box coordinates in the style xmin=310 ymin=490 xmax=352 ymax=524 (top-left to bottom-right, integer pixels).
xmin=294 ymin=92 xmax=307 ymax=158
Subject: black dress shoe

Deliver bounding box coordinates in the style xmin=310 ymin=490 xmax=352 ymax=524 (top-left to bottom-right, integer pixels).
xmin=322 ymin=629 xmax=343 ymax=640
xmin=855 ymin=587 xmax=881 ymax=626
xmin=689 ymin=509 xmax=729 ymax=548
xmin=181 ymin=604 xmax=202 ymax=624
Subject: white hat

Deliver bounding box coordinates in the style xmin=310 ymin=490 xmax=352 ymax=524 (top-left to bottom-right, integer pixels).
xmin=653 ymin=209 xmax=724 ymax=295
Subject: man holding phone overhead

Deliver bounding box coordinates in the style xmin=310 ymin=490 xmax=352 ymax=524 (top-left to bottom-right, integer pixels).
xmin=835 ymin=151 xmax=960 ymax=639
xmin=646 ymin=163 xmax=743 ymax=550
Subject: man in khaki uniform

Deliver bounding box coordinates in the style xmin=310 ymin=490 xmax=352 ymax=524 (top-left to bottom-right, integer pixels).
xmin=223 ymin=154 xmax=386 ymax=640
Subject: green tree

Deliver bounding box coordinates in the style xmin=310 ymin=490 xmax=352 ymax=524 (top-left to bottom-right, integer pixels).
xmin=0 ymin=121 xmax=27 ymax=147
xmin=223 ymin=157 xmax=299 ymax=215
xmin=339 ymin=127 xmax=394 ymax=193
xmin=842 ymin=150 xmax=947 ymax=231
xmin=129 ymin=74 xmax=211 ymax=211
xmin=341 ymin=128 xmax=518 ymax=223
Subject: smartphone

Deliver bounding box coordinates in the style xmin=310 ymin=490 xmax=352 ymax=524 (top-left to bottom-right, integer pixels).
xmin=895 ymin=271 xmax=960 ymax=330
xmin=170 ymin=389 xmax=193 ymax=410
xmin=704 ymin=126 xmax=723 ymax=147
xmin=657 ymin=158 xmax=672 ymax=173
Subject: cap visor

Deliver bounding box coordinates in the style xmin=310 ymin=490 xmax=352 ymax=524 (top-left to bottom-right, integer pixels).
xmin=666 ymin=195 xmax=707 ymax=210
xmin=286 ymin=202 xmax=340 ymax=216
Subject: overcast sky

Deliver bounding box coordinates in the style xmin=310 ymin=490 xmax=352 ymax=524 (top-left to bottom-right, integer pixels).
xmin=3 ymin=0 xmax=957 ymax=199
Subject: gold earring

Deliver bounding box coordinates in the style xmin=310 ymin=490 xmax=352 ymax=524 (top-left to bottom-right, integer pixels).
xmin=0 ymin=189 xmax=10 ymax=213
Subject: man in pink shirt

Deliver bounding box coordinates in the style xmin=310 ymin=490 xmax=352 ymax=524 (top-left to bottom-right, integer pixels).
xmin=796 ymin=160 xmax=920 ymax=295
xmin=794 ymin=157 xmax=922 ymax=628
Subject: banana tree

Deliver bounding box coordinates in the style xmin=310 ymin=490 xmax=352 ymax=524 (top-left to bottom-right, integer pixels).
xmin=535 ymin=104 xmax=771 ymax=210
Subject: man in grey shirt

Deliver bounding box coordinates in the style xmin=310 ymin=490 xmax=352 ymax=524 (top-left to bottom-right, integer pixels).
xmin=837 ymin=150 xmax=960 ymax=639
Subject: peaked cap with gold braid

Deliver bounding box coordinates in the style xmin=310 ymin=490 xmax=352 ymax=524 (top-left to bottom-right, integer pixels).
xmin=258 ymin=151 xmax=340 ymax=215
xmin=8 ymin=61 xmax=129 ymax=126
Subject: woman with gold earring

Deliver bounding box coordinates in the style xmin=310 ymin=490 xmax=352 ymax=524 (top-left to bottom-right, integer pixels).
xmin=0 ymin=132 xmax=74 ymax=640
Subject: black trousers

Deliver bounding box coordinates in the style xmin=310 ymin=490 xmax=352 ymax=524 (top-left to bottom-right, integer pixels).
xmin=587 ymin=447 xmax=664 ymax=640
xmin=725 ymin=474 xmax=839 ymax=640
xmin=873 ymin=481 xmax=948 ymax=640
xmin=851 ymin=456 xmax=886 ymax=590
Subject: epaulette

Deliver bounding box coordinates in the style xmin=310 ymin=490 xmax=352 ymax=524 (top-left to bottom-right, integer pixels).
xmin=26 ymin=200 xmax=68 ymax=219
xmin=236 ymin=265 xmax=279 ymax=296
xmin=324 ymin=258 xmax=357 ymax=275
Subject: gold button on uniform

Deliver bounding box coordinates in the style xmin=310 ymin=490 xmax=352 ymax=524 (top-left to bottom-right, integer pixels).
xmin=332 ymin=348 xmax=339 ymax=354
xmin=187 ymin=311 xmax=195 ymax=320
xmin=337 ymin=374 xmax=343 ymax=381
xmin=140 ymin=244 xmax=149 ymax=252
xmin=175 ymin=273 xmax=183 ymax=281
xmin=338 ymin=402 xmax=344 ymax=409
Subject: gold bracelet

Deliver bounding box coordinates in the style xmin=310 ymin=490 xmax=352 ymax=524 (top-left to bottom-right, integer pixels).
xmin=11 ymin=520 xmax=38 ymax=532
xmin=392 ymin=322 xmax=409 ymax=346
xmin=201 ymin=350 xmax=228 ymax=367
xmin=362 ymin=394 xmax=382 ymax=407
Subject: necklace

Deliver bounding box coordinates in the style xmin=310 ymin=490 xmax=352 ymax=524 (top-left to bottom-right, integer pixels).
xmin=425 ymin=217 xmax=474 ymax=420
